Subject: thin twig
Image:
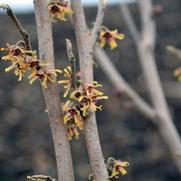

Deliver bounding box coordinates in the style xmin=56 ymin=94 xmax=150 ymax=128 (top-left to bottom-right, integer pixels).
xmin=120 ymin=3 xmax=140 ymax=45
xmin=0 ymin=3 xmax=31 ymax=50
xmin=33 ymin=1 xmax=74 ymax=181
xmin=65 ymin=39 xmax=78 ymax=89
xmin=94 ymin=46 xmax=157 ymax=121
xmin=91 ymin=0 xmax=108 ymax=49
xmin=71 ymin=1 xmax=109 ymax=181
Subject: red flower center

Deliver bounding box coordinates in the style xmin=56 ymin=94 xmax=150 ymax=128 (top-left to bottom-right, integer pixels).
xmin=51 ymin=5 xmax=59 ymax=14
xmin=74 ymin=92 xmax=81 ymax=98
xmin=29 ymin=61 xmax=39 ymax=68
xmin=36 ymin=73 xmax=45 ymax=79
xmin=81 ymin=97 xmax=89 ymax=104
xmin=115 ymin=165 xmax=121 ymax=172
xmin=35 ymin=64 xmax=41 ymax=71
xmin=13 ymin=48 xmax=22 ymax=56
xmin=69 ymin=109 xmax=77 ymax=115
xmin=103 ymin=32 xmax=112 ymax=39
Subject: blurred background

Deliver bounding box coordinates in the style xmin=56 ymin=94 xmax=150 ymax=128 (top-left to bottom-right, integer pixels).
xmin=0 ymin=0 xmax=181 ymax=181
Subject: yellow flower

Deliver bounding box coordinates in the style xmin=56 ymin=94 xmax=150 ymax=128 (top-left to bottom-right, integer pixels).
xmin=1 ymin=44 xmax=37 ymax=81
xmin=48 ymin=1 xmax=73 ymax=21
xmin=174 ymin=67 xmax=181 ymax=81
xmin=58 ymin=66 xmax=73 ymax=97
xmin=79 ymin=95 xmax=107 ymax=117
xmin=99 ymin=28 xmax=125 ymax=50
xmin=84 ymin=81 xmax=105 ymax=97
xmin=107 ymin=158 xmax=129 ymax=179
xmin=1 ymin=43 xmax=61 ymax=87
xmin=63 ymin=100 xmax=84 ymax=128
xmin=67 ymin=126 xmax=80 ymax=141
xmin=28 ymin=62 xmax=62 ymax=88
xmin=63 ymin=100 xmax=84 ymax=140
xmin=70 ymin=90 xmax=82 ymax=100
xmin=70 ymin=82 xmax=108 ymax=116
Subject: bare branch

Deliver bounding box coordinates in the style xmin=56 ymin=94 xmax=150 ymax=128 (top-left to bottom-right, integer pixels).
xmin=136 ymin=81 xmax=181 ymax=101
xmin=0 ymin=3 xmax=31 ymax=50
xmin=33 ymin=1 xmax=74 ymax=181
xmin=95 ymin=41 xmax=181 ymax=173
xmin=96 ymin=0 xmax=181 ymax=171
xmin=138 ymin=0 xmax=156 ymax=48
xmin=94 ymin=46 xmax=157 ymax=121
xmin=120 ymin=3 xmax=140 ymax=45
xmin=71 ymin=1 xmax=109 ymax=180
xmin=137 ymin=0 xmax=181 ymax=172
xmin=91 ymin=0 xmax=108 ymax=49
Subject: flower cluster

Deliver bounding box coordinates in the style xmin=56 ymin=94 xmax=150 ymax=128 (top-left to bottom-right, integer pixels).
xmin=71 ymin=81 xmax=108 ymax=117
xmin=98 ymin=27 xmax=125 ymax=50
xmin=107 ymin=157 xmax=129 ymax=179
xmin=48 ymin=0 xmax=73 ymax=21
xmin=0 ymin=43 xmax=61 ymax=88
xmin=59 ymin=65 xmax=108 ymax=140
xmin=28 ymin=62 xmax=62 ymax=88
xmin=63 ymin=100 xmax=84 ymax=140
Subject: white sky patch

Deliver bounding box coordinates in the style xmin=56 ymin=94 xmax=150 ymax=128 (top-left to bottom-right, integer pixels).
xmin=0 ymin=0 xmax=33 ymax=13
xmin=0 ymin=0 xmax=134 ymax=13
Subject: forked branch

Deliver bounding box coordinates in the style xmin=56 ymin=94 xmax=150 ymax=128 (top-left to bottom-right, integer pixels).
xmin=94 ymin=46 xmax=157 ymax=120
xmin=120 ymin=0 xmax=181 ymax=172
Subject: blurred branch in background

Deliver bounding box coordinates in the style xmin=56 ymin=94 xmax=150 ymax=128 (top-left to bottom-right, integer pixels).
xmin=120 ymin=3 xmax=140 ymax=45
xmin=136 ymin=81 xmax=181 ymax=102
xmin=33 ymin=1 xmax=74 ymax=181
xmin=71 ymin=0 xmax=109 ymax=180
xmin=119 ymin=0 xmax=181 ymax=172
xmin=94 ymin=46 xmax=157 ymax=121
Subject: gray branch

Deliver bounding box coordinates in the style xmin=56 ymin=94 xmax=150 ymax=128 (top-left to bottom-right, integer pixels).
xmin=120 ymin=3 xmax=140 ymax=44
xmin=33 ymin=1 xmax=74 ymax=181
xmin=71 ymin=1 xmax=109 ymax=180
